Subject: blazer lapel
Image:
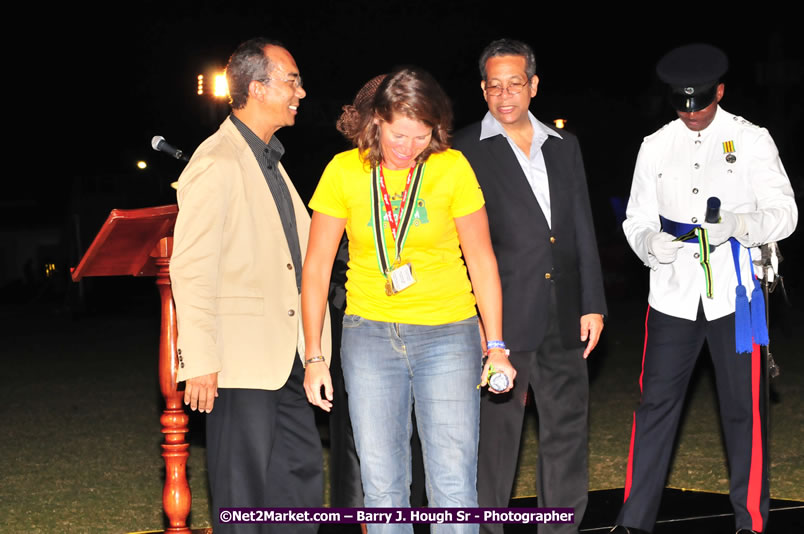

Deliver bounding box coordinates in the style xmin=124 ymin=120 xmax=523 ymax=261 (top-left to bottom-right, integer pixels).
xmin=221 ymin=119 xmax=292 ymax=259
xmin=484 ymin=134 xmax=550 ymax=229
xmin=541 ymin=136 xmax=569 ymax=227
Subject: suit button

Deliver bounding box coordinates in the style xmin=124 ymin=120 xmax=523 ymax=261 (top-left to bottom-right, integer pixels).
xmin=691 ymin=217 xmax=698 ymax=223
xmin=287 ymin=263 xmax=293 ymax=270
xmin=694 ymin=163 xmax=700 ymax=169
xmin=694 ymin=252 xmax=700 ymax=259
xmin=544 ymin=273 xmax=551 ymax=279
xmin=288 ymin=309 xmax=295 ymax=316
xmin=550 ymin=236 xmax=556 ymax=244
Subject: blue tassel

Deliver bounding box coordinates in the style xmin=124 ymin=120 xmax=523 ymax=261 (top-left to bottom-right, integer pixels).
xmin=751 ymin=278 xmax=769 ymax=346
xmin=735 ymin=284 xmax=753 ymax=354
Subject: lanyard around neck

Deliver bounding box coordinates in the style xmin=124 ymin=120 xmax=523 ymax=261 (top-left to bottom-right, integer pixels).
xmin=370 ymin=163 xmax=425 ymax=276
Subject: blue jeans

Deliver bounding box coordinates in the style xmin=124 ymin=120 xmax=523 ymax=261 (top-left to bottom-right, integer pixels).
xmin=341 ymin=315 xmax=482 ymax=534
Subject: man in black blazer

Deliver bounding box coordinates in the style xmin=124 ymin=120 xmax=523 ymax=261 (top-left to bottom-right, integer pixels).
xmin=453 ymin=39 xmax=607 ymax=534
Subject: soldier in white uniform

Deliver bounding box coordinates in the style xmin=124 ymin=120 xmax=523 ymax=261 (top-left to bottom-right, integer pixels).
xmin=611 ymin=44 xmax=797 ymax=534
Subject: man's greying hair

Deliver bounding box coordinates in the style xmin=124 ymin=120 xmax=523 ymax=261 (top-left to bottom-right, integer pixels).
xmin=225 ymin=37 xmax=285 ymax=109
xmin=478 ymin=39 xmax=537 ymax=80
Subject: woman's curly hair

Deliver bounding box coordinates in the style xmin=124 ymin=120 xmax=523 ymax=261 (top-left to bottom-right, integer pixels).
xmin=336 ymin=67 xmax=452 ymax=168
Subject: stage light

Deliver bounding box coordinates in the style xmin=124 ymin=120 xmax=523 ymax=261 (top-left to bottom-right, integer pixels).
xmin=137 ymin=161 xmax=147 ymax=170
xmin=213 ymin=73 xmax=228 ymax=98
xmin=196 ymin=71 xmax=228 ymax=98
xmin=553 ymin=119 xmax=567 ymax=129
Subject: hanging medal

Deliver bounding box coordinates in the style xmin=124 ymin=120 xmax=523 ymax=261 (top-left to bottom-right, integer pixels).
xmin=723 ymin=140 xmax=737 ymax=163
xmin=371 ymin=163 xmax=425 ymax=296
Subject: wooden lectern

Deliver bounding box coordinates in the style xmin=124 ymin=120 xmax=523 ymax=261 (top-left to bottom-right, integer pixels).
xmin=72 ymin=204 xmax=191 ymax=534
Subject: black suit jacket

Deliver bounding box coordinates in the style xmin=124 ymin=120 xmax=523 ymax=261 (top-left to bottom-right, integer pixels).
xmin=453 ymin=122 xmax=607 ymax=352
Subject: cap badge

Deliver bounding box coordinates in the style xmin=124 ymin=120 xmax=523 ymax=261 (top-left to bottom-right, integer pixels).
xmin=684 ymin=87 xmax=695 ymax=95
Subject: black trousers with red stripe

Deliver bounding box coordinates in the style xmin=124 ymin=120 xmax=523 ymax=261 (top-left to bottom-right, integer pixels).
xmin=617 ymin=303 xmax=769 ymax=533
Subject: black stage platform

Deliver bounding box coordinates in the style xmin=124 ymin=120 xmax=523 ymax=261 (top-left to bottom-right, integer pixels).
xmin=507 ymin=488 xmax=803 ymax=533
xmin=319 ymin=488 xmax=803 ymax=533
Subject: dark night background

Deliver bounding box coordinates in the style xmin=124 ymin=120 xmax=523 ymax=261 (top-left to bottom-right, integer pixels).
xmin=3 ymin=2 xmax=802 ymax=311
xmin=0 ymin=4 xmax=802 ymax=532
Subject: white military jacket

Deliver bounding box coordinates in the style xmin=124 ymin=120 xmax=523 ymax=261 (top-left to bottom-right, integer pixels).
xmin=623 ymin=106 xmax=797 ymax=321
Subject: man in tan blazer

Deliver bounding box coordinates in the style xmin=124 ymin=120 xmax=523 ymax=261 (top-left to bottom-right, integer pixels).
xmin=170 ymin=38 xmax=331 ymax=533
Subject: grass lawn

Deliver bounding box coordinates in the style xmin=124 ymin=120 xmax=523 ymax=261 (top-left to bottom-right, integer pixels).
xmin=1 ymin=290 xmax=801 ymax=533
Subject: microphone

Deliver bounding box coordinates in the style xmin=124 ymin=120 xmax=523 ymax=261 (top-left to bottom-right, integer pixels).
xmin=705 ymin=196 xmax=721 ymax=224
xmin=151 ymin=135 xmax=189 ymax=162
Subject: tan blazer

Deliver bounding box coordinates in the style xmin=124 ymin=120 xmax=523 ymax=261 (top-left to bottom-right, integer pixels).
xmin=171 ymin=117 xmax=331 ymax=390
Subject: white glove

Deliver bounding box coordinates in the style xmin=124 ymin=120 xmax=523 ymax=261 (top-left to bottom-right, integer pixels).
xmin=701 ymin=210 xmax=746 ymax=246
xmin=648 ymin=232 xmax=684 ymax=263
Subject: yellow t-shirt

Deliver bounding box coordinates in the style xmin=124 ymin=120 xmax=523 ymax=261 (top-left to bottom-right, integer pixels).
xmin=310 ymin=148 xmax=485 ymax=325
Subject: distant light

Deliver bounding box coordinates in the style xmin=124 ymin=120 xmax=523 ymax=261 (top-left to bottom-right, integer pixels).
xmin=45 ymin=263 xmax=56 ymax=278
xmin=214 ymin=73 xmax=228 ymax=98
xmin=553 ymin=119 xmax=567 ymax=129
xmin=137 ymin=161 xmax=147 ymax=170
xmin=196 ymin=71 xmax=228 ymax=98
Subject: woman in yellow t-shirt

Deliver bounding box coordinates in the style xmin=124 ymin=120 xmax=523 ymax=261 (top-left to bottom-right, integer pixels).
xmin=301 ymin=68 xmax=515 ymax=529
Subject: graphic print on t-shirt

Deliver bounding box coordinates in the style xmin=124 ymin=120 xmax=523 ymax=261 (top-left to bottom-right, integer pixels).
xmin=367 ymin=192 xmax=430 ymax=228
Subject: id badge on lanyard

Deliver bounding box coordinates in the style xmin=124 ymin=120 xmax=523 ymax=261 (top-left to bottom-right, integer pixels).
xmin=386 ymin=260 xmax=416 ymax=296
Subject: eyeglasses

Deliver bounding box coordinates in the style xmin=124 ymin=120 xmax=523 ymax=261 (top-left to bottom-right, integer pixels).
xmin=257 ymin=74 xmax=303 ymax=90
xmin=484 ymin=81 xmax=527 ymax=97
